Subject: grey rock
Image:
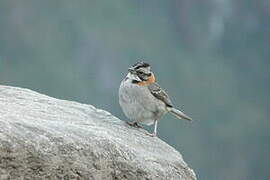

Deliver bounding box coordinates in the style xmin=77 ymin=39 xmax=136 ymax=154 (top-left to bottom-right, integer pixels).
xmin=0 ymin=85 xmax=196 ymax=180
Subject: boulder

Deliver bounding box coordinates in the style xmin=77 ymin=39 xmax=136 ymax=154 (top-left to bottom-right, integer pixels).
xmin=0 ymin=85 xmax=196 ymax=180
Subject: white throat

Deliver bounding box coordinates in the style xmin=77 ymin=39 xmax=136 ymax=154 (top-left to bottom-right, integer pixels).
xmin=126 ymin=72 xmax=141 ymax=82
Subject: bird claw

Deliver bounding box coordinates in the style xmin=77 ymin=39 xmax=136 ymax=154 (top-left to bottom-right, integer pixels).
xmin=145 ymin=131 xmax=157 ymax=137
xmin=126 ymin=122 xmax=157 ymax=137
xmin=126 ymin=122 xmax=142 ymax=128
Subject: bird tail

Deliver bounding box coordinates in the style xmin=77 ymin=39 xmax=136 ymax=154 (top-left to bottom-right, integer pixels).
xmin=168 ymin=107 xmax=192 ymax=121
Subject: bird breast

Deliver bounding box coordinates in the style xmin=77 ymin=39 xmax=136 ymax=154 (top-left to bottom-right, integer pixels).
xmin=119 ymin=80 xmax=167 ymax=124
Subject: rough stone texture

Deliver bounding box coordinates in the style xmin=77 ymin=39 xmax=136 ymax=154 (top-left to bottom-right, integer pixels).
xmin=0 ymin=85 xmax=196 ymax=180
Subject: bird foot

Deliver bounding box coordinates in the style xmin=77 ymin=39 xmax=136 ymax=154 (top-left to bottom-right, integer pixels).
xmin=145 ymin=131 xmax=157 ymax=137
xmin=126 ymin=122 xmax=142 ymax=128
xmin=126 ymin=122 xmax=157 ymax=137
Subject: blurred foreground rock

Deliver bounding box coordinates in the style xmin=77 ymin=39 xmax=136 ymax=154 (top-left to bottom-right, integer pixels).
xmin=0 ymin=85 xmax=196 ymax=180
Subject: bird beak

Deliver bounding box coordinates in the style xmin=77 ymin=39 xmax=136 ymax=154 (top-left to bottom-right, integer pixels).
xmin=128 ymin=67 xmax=135 ymax=73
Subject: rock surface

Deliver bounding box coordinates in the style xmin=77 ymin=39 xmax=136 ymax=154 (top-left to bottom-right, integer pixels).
xmin=0 ymin=85 xmax=196 ymax=180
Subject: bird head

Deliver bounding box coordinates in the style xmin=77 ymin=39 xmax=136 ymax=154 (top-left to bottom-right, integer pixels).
xmin=127 ymin=62 xmax=155 ymax=85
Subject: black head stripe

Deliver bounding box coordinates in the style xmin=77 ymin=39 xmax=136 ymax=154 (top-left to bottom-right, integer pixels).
xmin=133 ymin=62 xmax=150 ymax=70
xmin=132 ymin=80 xmax=140 ymax=84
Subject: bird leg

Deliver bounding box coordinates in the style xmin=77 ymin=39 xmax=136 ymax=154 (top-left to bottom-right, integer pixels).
xmin=145 ymin=119 xmax=158 ymax=137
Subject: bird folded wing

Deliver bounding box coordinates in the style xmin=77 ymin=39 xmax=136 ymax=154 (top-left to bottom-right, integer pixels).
xmin=148 ymin=83 xmax=173 ymax=107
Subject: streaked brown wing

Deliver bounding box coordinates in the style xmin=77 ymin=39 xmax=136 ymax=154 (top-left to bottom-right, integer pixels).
xmin=148 ymin=83 xmax=173 ymax=107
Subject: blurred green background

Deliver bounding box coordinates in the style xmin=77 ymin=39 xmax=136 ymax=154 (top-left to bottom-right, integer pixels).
xmin=0 ymin=1 xmax=269 ymax=179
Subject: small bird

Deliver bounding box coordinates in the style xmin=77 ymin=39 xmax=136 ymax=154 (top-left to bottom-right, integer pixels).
xmin=119 ymin=62 xmax=192 ymax=137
